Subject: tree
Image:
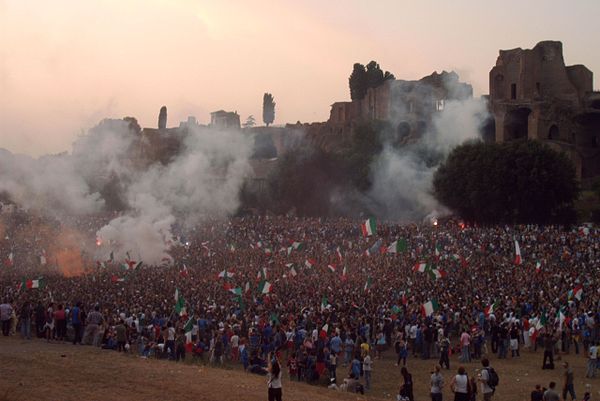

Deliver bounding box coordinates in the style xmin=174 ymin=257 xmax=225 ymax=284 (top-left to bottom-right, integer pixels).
xmin=263 ymin=93 xmax=275 ymax=127
xmin=243 ymin=115 xmax=256 ymax=128
xmin=349 ymin=63 xmax=367 ymax=100
xmin=349 ymin=61 xmax=395 ymax=100
xmin=123 ymin=116 xmax=141 ymax=134
xmin=158 ymin=106 xmax=167 ymax=130
xmin=433 ymin=140 xmax=579 ymax=224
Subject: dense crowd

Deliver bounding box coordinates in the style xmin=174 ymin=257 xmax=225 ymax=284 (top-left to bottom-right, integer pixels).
xmin=1 ymin=208 xmax=600 ymax=400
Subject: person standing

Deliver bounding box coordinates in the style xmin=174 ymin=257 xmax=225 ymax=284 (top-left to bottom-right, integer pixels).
xmin=0 ymin=299 xmax=13 ymax=336
xmin=460 ymin=328 xmax=471 ymax=363
xmin=267 ymin=352 xmax=283 ymax=401
xmin=19 ymin=300 xmax=32 ymax=340
xmin=71 ymin=302 xmax=82 ymax=345
xmin=430 ymin=364 xmax=444 ymax=401
xmin=530 ymin=384 xmax=544 ymax=401
xmin=543 ymin=382 xmax=560 ymax=401
xmin=363 ymin=351 xmax=372 ymax=391
xmin=399 ymin=367 xmax=414 ymax=401
xmin=586 ymin=342 xmax=597 ymax=378
xmin=479 ymin=358 xmax=495 ymax=401
xmin=439 ymin=334 xmax=451 ymax=370
xmin=562 ymin=361 xmax=576 ymax=401
xmin=83 ymin=305 xmax=104 ymax=346
xmin=451 ymin=366 xmax=469 ymax=401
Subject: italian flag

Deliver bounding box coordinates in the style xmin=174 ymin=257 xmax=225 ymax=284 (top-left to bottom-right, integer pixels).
xmin=434 ymin=243 xmax=442 ymax=260
xmin=413 ymin=262 xmax=428 ymax=273
xmin=484 ymin=301 xmax=499 ymax=316
xmin=258 ymin=280 xmax=272 ymax=294
xmin=184 ymin=315 xmax=194 ymax=349
xmin=335 ymin=246 xmax=343 ymax=262
xmin=180 ymin=264 xmax=189 ymax=278
xmin=321 ymin=296 xmax=328 ymax=311
xmin=535 ymin=260 xmax=542 ymax=273
xmin=428 ymin=268 xmax=447 ymax=280
xmin=228 ymin=287 xmax=243 ymax=296
xmin=514 ymin=240 xmax=522 ymax=265
xmin=305 ymin=259 xmax=316 ymax=269
xmin=387 ymin=239 xmax=408 ymax=254
xmin=327 ymin=264 xmax=336 ymax=273
xmin=421 ymin=299 xmax=439 ymax=317
xmin=5 ymin=252 xmax=14 ymax=267
xmin=361 ymin=218 xmax=376 ymax=237
xmin=364 ymin=277 xmax=372 ymax=292
xmin=218 ymin=270 xmax=235 ymax=279
xmin=174 ymin=288 xmax=186 ymax=316
xmin=287 ymin=242 xmax=304 ymax=255
xmin=256 ymin=267 xmax=267 ymax=280
xmin=287 ymin=264 xmax=297 ymax=277
xmin=22 ymin=278 xmax=44 ymax=290
xmin=451 ymin=253 xmax=468 ymax=268
xmin=319 ymin=323 xmax=329 ymax=339
xmin=111 ymin=275 xmax=125 ymax=283
xmin=244 ymin=282 xmax=251 ymax=293
xmin=573 ymin=285 xmax=583 ymax=301
xmin=557 ymin=308 xmax=566 ymax=328
xmin=341 ymin=266 xmax=347 ymax=281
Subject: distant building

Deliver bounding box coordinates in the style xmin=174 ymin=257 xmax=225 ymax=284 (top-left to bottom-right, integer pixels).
xmin=489 ymin=41 xmax=600 ymax=179
xmin=210 ymin=110 xmax=241 ymax=130
xmin=327 ymin=71 xmax=472 ymax=141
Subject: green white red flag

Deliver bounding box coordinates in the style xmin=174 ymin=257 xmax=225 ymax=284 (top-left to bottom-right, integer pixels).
xmin=361 ymin=218 xmax=376 ymax=237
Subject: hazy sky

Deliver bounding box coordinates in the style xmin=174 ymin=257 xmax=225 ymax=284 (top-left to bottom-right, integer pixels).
xmin=1 ymin=0 xmax=599 ymax=156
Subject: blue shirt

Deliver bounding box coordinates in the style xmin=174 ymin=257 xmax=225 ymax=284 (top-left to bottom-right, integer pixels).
xmin=330 ymin=336 xmax=342 ymax=353
xmin=71 ymin=306 xmax=80 ymax=324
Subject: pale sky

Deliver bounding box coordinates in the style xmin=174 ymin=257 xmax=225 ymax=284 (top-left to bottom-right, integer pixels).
xmin=1 ymin=0 xmax=599 ymax=156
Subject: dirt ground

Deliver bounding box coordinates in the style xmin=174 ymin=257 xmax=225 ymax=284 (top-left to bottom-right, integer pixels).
xmin=0 ymin=337 xmax=597 ymax=401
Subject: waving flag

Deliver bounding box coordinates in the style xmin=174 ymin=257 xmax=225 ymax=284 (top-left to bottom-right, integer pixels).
xmin=514 ymin=240 xmax=522 ymax=265
xmin=21 ymin=278 xmax=44 ymax=290
xmin=387 ymin=239 xmax=408 ymax=254
xmin=305 ymin=259 xmax=316 ymax=269
xmin=484 ymin=301 xmax=499 ymax=316
xmin=258 ymin=280 xmax=272 ymax=294
xmin=413 ymin=262 xmax=428 ymax=273
xmin=361 ymin=218 xmax=376 ymax=237
xmin=218 ymin=270 xmax=235 ymax=279
xmin=287 ymin=242 xmax=304 ymax=255
xmin=421 ymin=299 xmax=439 ymax=317
xmin=335 ymin=246 xmax=343 ymax=262
xmin=174 ymin=288 xmax=186 ymax=316
xmin=327 ymin=264 xmax=336 ymax=273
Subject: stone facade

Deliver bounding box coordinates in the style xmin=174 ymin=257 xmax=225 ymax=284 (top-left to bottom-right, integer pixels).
xmin=327 ymin=71 xmax=472 ymax=142
xmin=489 ymin=41 xmax=600 ymax=179
xmin=210 ymin=110 xmax=241 ymax=130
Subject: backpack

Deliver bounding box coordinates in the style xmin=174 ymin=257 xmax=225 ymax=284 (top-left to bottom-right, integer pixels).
xmin=485 ymin=367 xmax=499 ymax=388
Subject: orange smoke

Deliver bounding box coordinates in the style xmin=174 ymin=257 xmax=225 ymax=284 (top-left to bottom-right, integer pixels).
xmin=47 ymin=227 xmax=87 ymax=277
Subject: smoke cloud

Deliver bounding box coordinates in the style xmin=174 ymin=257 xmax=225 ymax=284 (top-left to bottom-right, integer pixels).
xmin=368 ymin=91 xmax=488 ymax=221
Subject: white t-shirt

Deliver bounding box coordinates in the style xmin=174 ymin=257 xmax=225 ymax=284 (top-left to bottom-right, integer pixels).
xmin=167 ymin=327 xmax=175 ymax=341
xmin=589 ymin=345 xmax=598 ymax=359
xmin=231 ymin=334 xmax=239 ymax=347
xmin=363 ymin=355 xmax=372 ymax=371
xmin=454 ymin=374 xmax=468 ymax=394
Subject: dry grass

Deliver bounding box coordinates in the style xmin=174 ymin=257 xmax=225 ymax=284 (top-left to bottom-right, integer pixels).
xmin=0 ymin=337 xmax=596 ymax=401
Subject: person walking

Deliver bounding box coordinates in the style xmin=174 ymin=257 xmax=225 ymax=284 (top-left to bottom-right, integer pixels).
xmin=363 ymin=351 xmax=372 ymax=391
xmin=543 ymin=381 xmax=560 ymax=401
xmin=586 ymin=342 xmax=597 ymax=378
xmin=267 ymin=352 xmax=283 ymax=401
xmin=562 ymin=361 xmax=576 ymax=401
xmin=399 ymin=367 xmax=414 ymax=401
xmin=479 ymin=358 xmax=495 ymax=401
xmin=430 ymin=364 xmax=444 ymax=401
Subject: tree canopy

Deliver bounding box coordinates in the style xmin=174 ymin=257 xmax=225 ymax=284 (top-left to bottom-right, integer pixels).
xmin=262 ymin=93 xmax=275 ymax=126
xmin=349 ymin=61 xmax=395 ymax=101
xmin=433 ymin=140 xmax=579 ymax=224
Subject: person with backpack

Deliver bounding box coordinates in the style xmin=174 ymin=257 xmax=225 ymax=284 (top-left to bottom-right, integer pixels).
xmin=479 ymin=358 xmax=498 ymax=400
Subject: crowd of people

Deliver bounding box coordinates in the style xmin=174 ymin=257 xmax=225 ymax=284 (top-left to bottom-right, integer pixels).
xmin=1 ymin=207 xmax=600 ymax=400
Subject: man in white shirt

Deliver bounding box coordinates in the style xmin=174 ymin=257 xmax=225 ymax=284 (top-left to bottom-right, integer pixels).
xmin=587 ymin=342 xmax=598 ymax=378
xmin=363 ymin=352 xmax=372 ymax=390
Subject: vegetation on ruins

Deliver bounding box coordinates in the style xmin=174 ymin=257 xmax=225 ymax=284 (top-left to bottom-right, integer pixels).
xmin=262 ymin=93 xmax=275 ymax=127
xmin=349 ymin=61 xmax=395 ymax=100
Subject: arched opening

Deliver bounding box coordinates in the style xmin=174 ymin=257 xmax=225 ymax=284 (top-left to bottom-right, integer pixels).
xmin=396 ymin=122 xmax=411 ymax=139
xmin=548 ymin=125 xmax=559 ymax=140
xmin=481 ymin=116 xmax=496 ymax=143
xmin=504 ymin=108 xmax=531 ymax=140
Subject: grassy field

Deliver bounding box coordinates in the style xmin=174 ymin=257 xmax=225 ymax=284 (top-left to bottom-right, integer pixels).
xmin=0 ymin=337 xmax=597 ymax=401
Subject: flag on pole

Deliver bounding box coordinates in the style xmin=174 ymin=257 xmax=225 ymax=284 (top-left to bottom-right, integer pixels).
xmin=573 ymin=285 xmax=583 ymax=301
xmin=228 ymin=287 xmax=243 ymax=296
xmin=428 ymin=268 xmax=447 ymax=280
xmin=421 ymin=299 xmax=439 ymax=317
xmin=557 ymin=308 xmax=566 ymax=329
xmin=258 ymin=280 xmax=272 ymax=294
xmin=305 ymin=259 xmax=316 ymax=269
xmin=514 ymin=240 xmax=522 ymax=265
xmin=257 ymin=267 xmax=267 ymax=281
xmin=287 ymin=242 xmax=304 ymax=255
xmin=327 ymin=264 xmax=336 ymax=273
xmin=484 ymin=301 xmax=499 ymax=316
xmin=434 ymin=243 xmax=442 ymax=260
xmin=387 ymin=239 xmax=408 ymax=254
xmin=244 ymin=282 xmax=251 ymax=293
xmin=535 ymin=260 xmax=542 ymax=273
xmin=451 ymin=253 xmax=468 ymax=268
xmin=341 ymin=266 xmax=347 ymax=281
xmin=180 ymin=264 xmax=189 ymax=278
xmin=184 ymin=315 xmax=194 ymax=348
xmin=319 ymin=323 xmax=329 ymax=339
xmin=218 ymin=270 xmax=235 ymax=279
xmin=360 ymin=218 xmax=376 ymax=237
xmin=335 ymin=246 xmax=343 ymax=262
xmin=364 ymin=277 xmax=372 ymax=292
xmin=321 ymin=296 xmax=328 ymax=311
xmin=412 ymin=262 xmax=428 ymax=273
xmin=5 ymin=252 xmax=14 ymax=267
xmin=21 ymin=278 xmax=44 ymax=290
xmin=174 ymin=288 xmax=186 ymax=316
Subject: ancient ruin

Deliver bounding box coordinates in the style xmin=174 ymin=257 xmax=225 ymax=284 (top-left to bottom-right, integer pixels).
xmin=489 ymin=40 xmax=600 ymax=179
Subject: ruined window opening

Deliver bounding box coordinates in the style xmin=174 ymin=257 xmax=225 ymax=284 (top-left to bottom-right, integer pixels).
xmin=536 ymin=82 xmax=541 ymax=95
xmin=408 ymin=102 xmax=414 ymax=113
xmin=548 ymin=125 xmax=559 ymax=140
xmin=511 ymin=84 xmax=517 ymax=100
xmin=435 ymin=99 xmax=445 ymax=111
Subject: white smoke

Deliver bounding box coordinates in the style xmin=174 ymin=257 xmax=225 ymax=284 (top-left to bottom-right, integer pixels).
xmin=96 ymin=125 xmax=253 ymax=264
xmin=368 ymin=96 xmax=488 ymax=221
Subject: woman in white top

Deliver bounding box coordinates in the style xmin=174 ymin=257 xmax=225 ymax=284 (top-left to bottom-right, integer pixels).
xmin=267 ymin=352 xmax=282 ymax=401
xmin=450 ymin=366 xmax=469 ymax=401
